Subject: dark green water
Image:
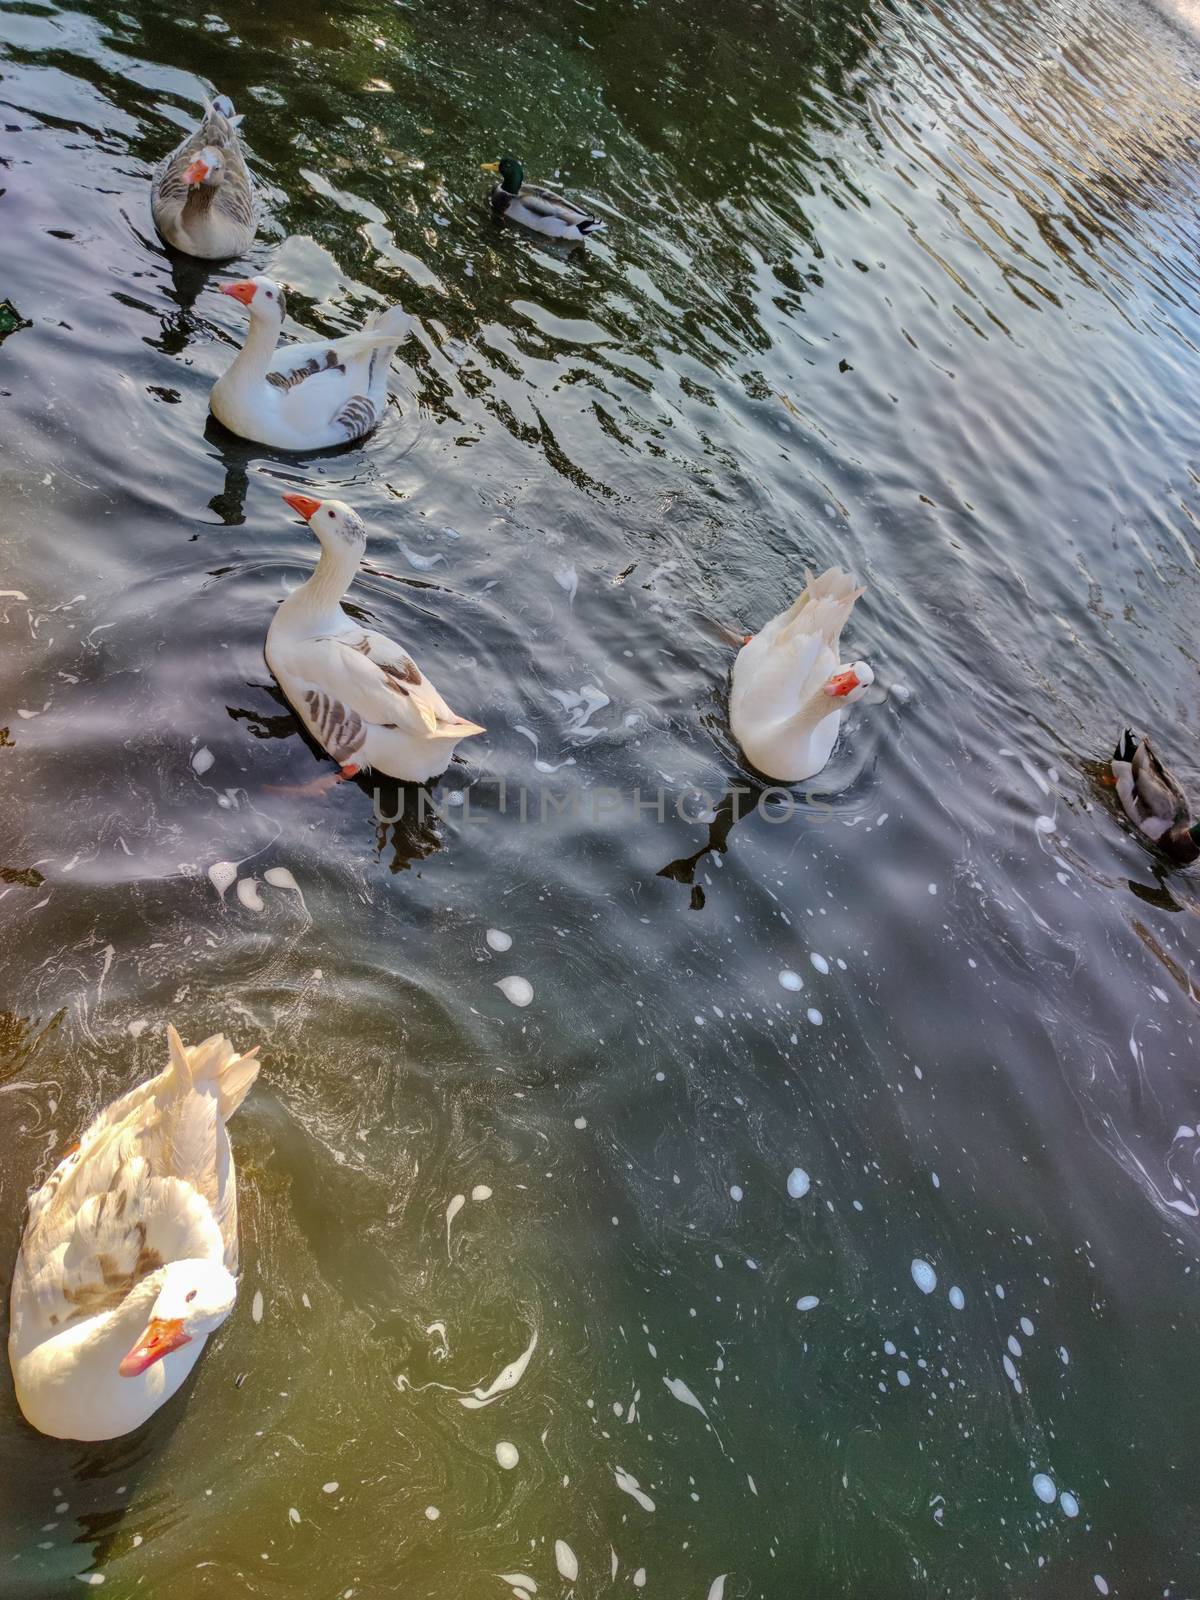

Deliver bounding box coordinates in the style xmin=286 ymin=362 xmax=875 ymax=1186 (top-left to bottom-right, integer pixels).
xmin=2 ymin=0 xmax=1200 ymax=1595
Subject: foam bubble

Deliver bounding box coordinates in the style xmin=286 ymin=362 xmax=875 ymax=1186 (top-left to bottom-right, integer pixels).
xmin=911 ymin=1259 xmax=937 ymax=1294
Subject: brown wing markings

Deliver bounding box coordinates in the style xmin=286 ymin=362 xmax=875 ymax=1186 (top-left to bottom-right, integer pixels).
xmin=266 ymin=348 xmax=346 ymax=393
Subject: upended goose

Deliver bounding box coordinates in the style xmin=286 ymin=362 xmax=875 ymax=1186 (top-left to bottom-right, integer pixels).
xmin=267 ymin=494 xmax=485 ymax=784
xmin=481 ymin=157 xmax=605 ymax=242
xmin=729 ymin=567 xmax=874 ymax=783
xmin=1111 ymin=729 xmax=1200 ymax=864
xmin=8 ymin=1028 xmax=260 ymax=1441
xmin=151 ymin=94 xmax=256 ymax=260
xmin=211 ymin=276 xmax=412 ymax=451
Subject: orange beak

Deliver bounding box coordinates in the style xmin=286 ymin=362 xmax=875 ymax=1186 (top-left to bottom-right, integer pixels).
xmin=119 ymin=1317 xmax=192 ymax=1377
xmin=282 ymin=492 xmax=322 ymax=520
xmin=219 ymin=280 xmax=258 ymax=305
xmin=826 ymin=669 xmax=860 ymax=698
xmin=183 ymin=157 xmax=210 ymax=186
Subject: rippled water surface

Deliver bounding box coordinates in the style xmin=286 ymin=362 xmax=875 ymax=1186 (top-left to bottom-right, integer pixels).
xmin=3 ymin=0 xmax=1200 ymax=1594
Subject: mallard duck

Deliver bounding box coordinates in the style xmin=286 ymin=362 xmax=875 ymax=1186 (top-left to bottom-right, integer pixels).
xmin=729 ymin=567 xmax=874 ymax=783
xmin=8 ymin=1028 xmax=260 ymax=1441
xmin=1111 ymin=729 xmax=1200 ymax=863
xmin=267 ymin=494 xmax=485 ymax=784
xmin=210 ymin=277 xmax=412 ymax=451
xmin=480 ymin=157 xmax=604 ymax=242
xmin=151 ymin=94 xmax=256 ymax=260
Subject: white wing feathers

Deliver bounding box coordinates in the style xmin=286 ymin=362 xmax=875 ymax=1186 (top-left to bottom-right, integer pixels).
xmin=305 ymin=632 xmax=483 ymax=739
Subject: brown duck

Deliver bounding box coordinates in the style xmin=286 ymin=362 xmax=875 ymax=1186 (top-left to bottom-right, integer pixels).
xmin=1111 ymin=729 xmax=1200 ymax=864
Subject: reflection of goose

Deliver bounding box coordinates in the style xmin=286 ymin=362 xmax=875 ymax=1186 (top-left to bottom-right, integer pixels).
xmin=480 ymin=158 xmax=605 ymax=241
xmin=267 ymin=495 xmax=484 ymax=784
xmin=9 ymin=1028 xmax=260 ymax=1441
xmin=730 ymin=568 xmax=874 ymax=783
xmin=1112 ymin=729 xmax=1200 ymax=864
xmin=210 ymin=277 xmax=412 ymax=451
xmin=151 ymin=95 xmax=256 ymax=260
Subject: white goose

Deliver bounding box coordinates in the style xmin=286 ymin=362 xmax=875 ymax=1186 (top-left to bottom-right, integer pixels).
xmin=267 ymin=494 xmax=485 ymax=784
xmin=151 ymin=94 xmax=256 ymax=260
xmin=729 ymin=567 xmax=874 ymax=783
xmin=210 ymin=276 xmax=412 ymax=451
xmin=8 ymin=1028 xmax=260 ymax=1441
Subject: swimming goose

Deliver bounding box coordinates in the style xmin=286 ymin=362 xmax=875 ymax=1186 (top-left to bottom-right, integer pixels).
xmin=267 ymin=494 xmax=485 ymax=784
xmin=481 ymin=158 xmax=604 ymax=242
xmin=8 ymin=1028 xmax=260 ymax=1441
xmin=151 ymin=94 xmax=256 ymax=260
xmin=729 ymin=567 xmax=873 ymax=783
xmin=210 ymin=276 xmax=412 ymax=451
xmin=1111 ymin=729 xmax=1200 ymax=863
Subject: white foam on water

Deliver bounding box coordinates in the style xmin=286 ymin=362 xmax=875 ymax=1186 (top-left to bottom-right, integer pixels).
xmin=806 ymin=1008 xmax=823 ymax=1026
xmin=192 ymin=747 xmax=214 ymax=775
xmin=1060 ymin=1491 xmax=1079 ymax=1518
xmin=707 ymin=1577 xmax=727 ymax=1600
xmin=495 ymin=975 xmax=533 ymax=1007
xmin=796 ymin=1295 xmax=820 ymax=1311
xmin=495 ymin=1441 xmax=519 ymax=1469
xmin=1059 ymin=1346 xmax=1070 ymax=1365
xmin=486 ymin=928 xmax=513 ymax=952
xmin=236 ymin=877 xmax=264 ymax=911
xmin=208 ymin=861 xmax=237 ymax=900
xmin=614 ymin=1467 xmax=656 ymax=1512
xmin=911 ymin=1259 xmax=937 ymax=1294
xmin=460 ymin=1329 xmax=538 ymax=1409
xmin=574 ymin=1116 xmax=587 ymax=1129
xmin=1094 ymin=1577 xmax=1109 ymax=1595
xmin=445 ymin=1193 xmax=465 ymax=1252
xmin=778 ymin=970 xmax=803 ymax=991
xmin=810 ymin=953 xmax=829 ymax=974
xmin=498 ymin=1576 xmax=537 ymax=1593
xmin=730 ymin=1185 xmax=743 ymax=1202
xmin=251 ymin=1289 xmax=264 ymax=1323
xmin=555 ymin=1540 xmax=579 ymax=1582
xmin=264 ymin=867 xmax=304 ymax=903
xmin=787 ymin=1168 xmax=811 ymax=1198
xmin=472 ymin=1185 xmax=493 ymax=1202
xmin=1032 ymin=1473 xmax=1056 ymax=1504
xmin=634 ymin=1571 xmax=646 ymax=1588
xmin=949 ymin=1287 xmax=965 ymax=1310
xmin=322 ymin=1482 xmax=338 ymax=1494
xmin=663 ymin=1375 xmax=709 ymax=1419
xmin=424 ymin=1506 xmax=439 ymax=1521
xmin=288 ymin=1508 xmax=301 ymax=1525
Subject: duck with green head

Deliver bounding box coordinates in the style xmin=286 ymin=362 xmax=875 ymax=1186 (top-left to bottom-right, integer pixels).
xmin=480 ymin=156 xmax=605 ymax=242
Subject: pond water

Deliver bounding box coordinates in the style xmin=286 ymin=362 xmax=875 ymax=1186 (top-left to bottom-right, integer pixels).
xmin=2 ymin=0 xmax=1200 ymax=1594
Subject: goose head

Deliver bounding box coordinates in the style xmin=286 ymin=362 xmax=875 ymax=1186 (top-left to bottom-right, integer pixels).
xmin=282 ymin=493 xmax=368 ymax=558
xmin=183 ymin=144 xmax=226 ymax=188
xmin=219 ymin=275 xmax=287 ymax=326
xmin=119 ymin=1259 xmax=237 ymax=1377
xmin=822 ymin=660 xmax=874 ymax=706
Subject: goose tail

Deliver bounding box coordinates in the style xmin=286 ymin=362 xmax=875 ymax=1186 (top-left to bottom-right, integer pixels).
xmin=366 ymin=304 xmax=413 ymax=344
xmin=165 ymin=1025 xmax=261 ymax=1121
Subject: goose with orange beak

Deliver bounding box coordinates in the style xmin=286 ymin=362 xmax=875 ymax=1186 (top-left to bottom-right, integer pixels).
xmin=8 ymin=1028 xmax=260 ymax=1440
xmin=265 ymin=493 xmax=484 ymax=784
xmin=729 ymin=567 xmax=874 ymax=783
xmin=150 ymin=93 xmax=255 ymax=259
xmin=210 ymin=276 xmax=413 ymax=451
